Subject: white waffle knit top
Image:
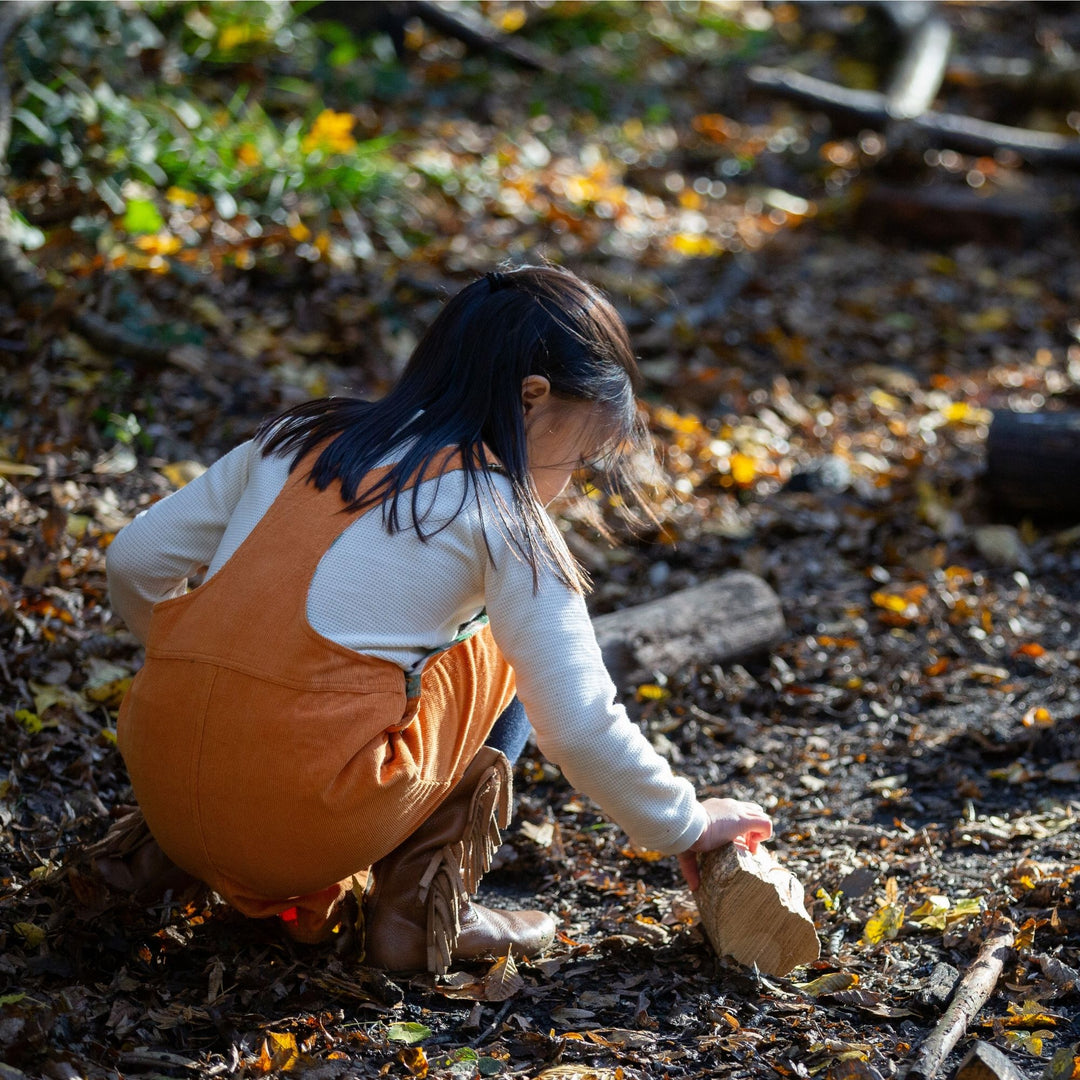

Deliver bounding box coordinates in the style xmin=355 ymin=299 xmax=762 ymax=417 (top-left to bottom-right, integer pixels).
xmin=106 ymin=437 xmax=708 ymax=856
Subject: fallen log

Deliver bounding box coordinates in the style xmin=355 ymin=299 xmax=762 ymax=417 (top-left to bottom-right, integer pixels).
xmin=984 ymin=409 xmax=1080 ymax=518
xmin=746 ymin=65 xmax=1080 ymax=169
xmin=906 ymin=916 xmax=1016 ymax=1080
xmin=856 ymin=183 xmax=1061 ymax=246
xmin=694 ymin=842 xmax=820 ymax=977
xmin=591 ymin=571 xmax=786 ymax=685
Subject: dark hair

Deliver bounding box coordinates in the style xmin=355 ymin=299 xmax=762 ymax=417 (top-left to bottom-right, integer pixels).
xmin=256 ymin=263 xmax=652 ymax=593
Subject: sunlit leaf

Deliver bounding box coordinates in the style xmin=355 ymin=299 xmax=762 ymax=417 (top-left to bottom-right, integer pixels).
xmin=1005 ymin=1029 xmax=1055 ymax=1057
xmin=908 ymin=896 xmax=950 ymax=931
xmin=397 ymin=1045 xmax=428 ymax=1077
xmin=483 ymin=950 xmax=524 ymax=1002
xmin=14 ymin=922 xmax=46 ymax=947
xmin=862 ymin=902 xmax=904 ymax=945
xmin=266 ymin=1031 xmax=300 ymax=1072
xmin=1023 ymin=706 xmax=1054 ymax=729
xmin=635 ymin=683 xmax=670 ymax=702
xmin=122 ymin=198 xmax=165 ymax=234
xmin=794 ymin=971 xmax=858 ymax=997
xmin=1007 ymin=1001 xmax=1062 ymax=1028
xmin=729 ymin=452 xmax=757 ymax=486
xmin=14 ymin=709 xmax=43 ymax=734
xmin=386 ymin=1022 xmax=432 ymax=1045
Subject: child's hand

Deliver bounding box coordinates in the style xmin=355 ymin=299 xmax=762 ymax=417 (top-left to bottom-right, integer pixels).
xmin=678 ymin=797 xmax=773 ymax=891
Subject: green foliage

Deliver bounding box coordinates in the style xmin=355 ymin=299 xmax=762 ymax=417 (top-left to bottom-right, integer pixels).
xmin=10 ymin=1 xmax=401 ymax=236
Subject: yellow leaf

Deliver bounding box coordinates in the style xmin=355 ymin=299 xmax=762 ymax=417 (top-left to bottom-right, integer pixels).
xmin=301 ymin=109 xmax=358 ymax=155
xmin=1007 ymin=1001 xmax=1061 ymax=1027
xmin=498 ymin=7 xmax=526 ymax=32
xmin=159 ymin=460 xmax=207 ymax=488
xmin=729 ymin=452 xmax=757 ymax=486
xmin=134 ymin=232 xmax=183 ymax=256
xmin=908 ymin=896 xmax=950 ymax=931
xmin=1005 ymin=1029 xmax=1055 ymax=1057
xmin=635 ymin=683 xmax=670 ymax=702
xmin=862 ymin=902 xmax=904 ymax=944
xmin=397 ymin=1045 xmax=428 ymax=1077
xmin=945 ymin=897 xmax=982 ymax=925
xmin=871 ymin=591 xmax=913 ymax=616
xmin=670 ymin=232 xmax=722 ymax=257
xmin=794 ymin=972 xmax=859 ymax=997
xmin=84 ymin=658 xmax=135 ymax=707
xmin=289 ymin=220 xmax=312 ymax=243
xmin=869 ymin=389 xmax=902 ymax=412
xmin=165 ymin=186 xmax=199 ymax=207
xmin=14 ymin=922 xmax=46 ymax=947
xmin=263 ymin=1031 xmax=300 ymax=1072
xmin=1023 ymin=706 xmax=1054 ymax=729
xmin=14 ymin=709 xmax=42 ymax=734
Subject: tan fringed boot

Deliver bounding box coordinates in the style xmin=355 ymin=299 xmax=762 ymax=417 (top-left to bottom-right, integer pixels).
xmin=82 ymin=806 xmax=201 ymax=901
xmin=362 ymin=746 xmax=556 ymax=974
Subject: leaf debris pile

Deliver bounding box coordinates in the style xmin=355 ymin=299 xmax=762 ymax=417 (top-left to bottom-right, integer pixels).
xmin=2 ymin=3 xmax=1079 ymax=1078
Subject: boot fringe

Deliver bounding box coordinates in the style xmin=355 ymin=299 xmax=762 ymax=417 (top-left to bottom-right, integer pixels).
xmin=417 ymin=751 xmax=513 ymax=974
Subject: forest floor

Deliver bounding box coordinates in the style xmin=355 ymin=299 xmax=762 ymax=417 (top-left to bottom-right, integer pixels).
xmin=1 ymin=3 xmax=1079 ymax=1079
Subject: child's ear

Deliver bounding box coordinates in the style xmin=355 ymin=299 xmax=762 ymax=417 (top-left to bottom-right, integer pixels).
xmin=521 ymin=375 xmax=551 ymax=412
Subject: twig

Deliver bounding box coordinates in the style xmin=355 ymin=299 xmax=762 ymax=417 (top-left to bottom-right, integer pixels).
xmin=471 ymin=998 xmax=516 ymax=1047
xmin=906 ymin=916 xmax=1016 ymax=1080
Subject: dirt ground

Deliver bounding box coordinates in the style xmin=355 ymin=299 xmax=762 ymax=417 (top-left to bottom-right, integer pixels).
xmin=2 ymin=2 xmax=1079 ymax=1078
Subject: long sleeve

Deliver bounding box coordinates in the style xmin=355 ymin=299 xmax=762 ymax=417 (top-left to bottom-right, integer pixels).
xmin=481 ymin=525 xmax=708 ymax=856
xmin=106 ymin=440 xmax=256 ymax=644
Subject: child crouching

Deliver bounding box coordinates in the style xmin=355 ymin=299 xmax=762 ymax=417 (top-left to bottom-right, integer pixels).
xmin=104 ymin=265 xmax=772 ymax=972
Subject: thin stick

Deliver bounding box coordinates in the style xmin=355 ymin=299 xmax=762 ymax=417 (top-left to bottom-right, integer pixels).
xmin=906 ymin=916 xmax=1016 ymax=1080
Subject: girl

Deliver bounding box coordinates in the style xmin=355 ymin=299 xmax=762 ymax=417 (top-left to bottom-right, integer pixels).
xmin=105 ymin=265 xmax=772 ymax=974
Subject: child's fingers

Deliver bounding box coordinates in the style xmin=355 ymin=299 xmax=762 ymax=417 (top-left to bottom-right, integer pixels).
xmin=691 ymin=798 xmax=774 ymax=852
xmin=678 ymin=851 xmax=701 ymax=891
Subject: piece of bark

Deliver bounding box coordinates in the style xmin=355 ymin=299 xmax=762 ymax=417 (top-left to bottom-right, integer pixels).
xmin=955 ymin=1042 xmax=1028 ymax=1080
xmin=591 ymin=572 xmax=785 ymax=685
xmin=985 ymin=410 xmax=1080 ymax=518
xmin=906 ymin=917 xmax=1016 ymax=1080
xmin=917 ymin=961 xmax=961 ymax=1011
xmin=694 ymin=843 xmax=820 ymax=977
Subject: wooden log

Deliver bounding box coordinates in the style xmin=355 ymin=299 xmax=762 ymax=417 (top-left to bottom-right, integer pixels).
xmin=984 ymin=410 xmax=1080 ymax=518
xmin=591 ymin=572 xmax=785 ymax=685
xmin=694 ymin=843 xmax=820 ymax=977
xmin=955 ymin=1042 xmax=1028 ymax=1080
xmin=856 ymin=183 xmax=1061 ymax=246
xmin=746 ymin=65 xmax=1080 ymax=169
xmin=906 ymin=917 xmax=1016 ymax=1080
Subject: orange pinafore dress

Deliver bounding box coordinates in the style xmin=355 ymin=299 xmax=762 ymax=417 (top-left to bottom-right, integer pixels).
xmin=116 ymin=451 xmax=516 ymax=935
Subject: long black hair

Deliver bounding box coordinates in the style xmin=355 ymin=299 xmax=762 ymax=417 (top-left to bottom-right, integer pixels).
xmin=256 ymin=264 xmax=651 ymax=593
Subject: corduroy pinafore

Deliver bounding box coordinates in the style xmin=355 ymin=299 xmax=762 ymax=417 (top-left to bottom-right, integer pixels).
xmin=117 ymin=450 xmax=516 ymax=928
